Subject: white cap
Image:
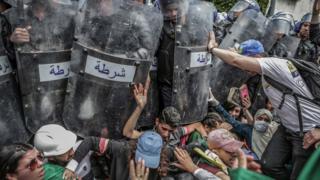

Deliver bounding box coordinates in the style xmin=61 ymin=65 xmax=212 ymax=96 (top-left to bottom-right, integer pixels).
xmin=34 ymin=124 xmax=77 ymax=157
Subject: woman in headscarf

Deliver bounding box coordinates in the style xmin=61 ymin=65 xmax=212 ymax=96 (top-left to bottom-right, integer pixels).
xmin=252 ymin=108 xmax=279 ymax=159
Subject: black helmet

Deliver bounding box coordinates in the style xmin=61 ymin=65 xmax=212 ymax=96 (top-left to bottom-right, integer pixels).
xmin=158 ymin=0 xmax=188 ymax=20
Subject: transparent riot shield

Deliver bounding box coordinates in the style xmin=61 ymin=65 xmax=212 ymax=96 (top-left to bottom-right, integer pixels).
xmin=277 ymin=35 xmax=301 ymax=58
xmin=63 ymin=0 xmax=163 ymax=138
xmin=14 ymin=0 xmax=77 ymax=133
xmin=267 ymin=0 xmax=316 ymax=20
xmin=170 ymin=0 xmax=215 ymax=124
xmin=210 ymin=9 xmax=267 ymax=102
xmin=260 ymin=19 xmax=280 ymax=53
xmin=0 ymin=16 xmax=29 ymax=145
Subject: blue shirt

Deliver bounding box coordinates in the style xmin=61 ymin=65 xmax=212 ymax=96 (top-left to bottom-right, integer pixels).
xmin=214 ymin=104 xmax=253 ymax=148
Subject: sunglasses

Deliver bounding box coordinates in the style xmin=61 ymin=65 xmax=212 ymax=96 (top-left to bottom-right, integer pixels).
xmin=27 ymin=153 xmax=44 ymax=171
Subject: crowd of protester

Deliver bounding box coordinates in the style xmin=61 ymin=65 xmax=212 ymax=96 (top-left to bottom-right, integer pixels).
xmin=0 ymin=0 xmax=320 ymax=180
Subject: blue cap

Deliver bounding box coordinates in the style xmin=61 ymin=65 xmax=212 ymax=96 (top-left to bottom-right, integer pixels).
xmin=239 ymin=39 xmax=264 ymax=56
xmin=135 ymin=131 xmax=163 ymax=169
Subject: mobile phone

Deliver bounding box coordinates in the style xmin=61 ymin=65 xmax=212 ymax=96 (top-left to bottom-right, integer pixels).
xmin=239 ymin=84 xmax=250 ymax=102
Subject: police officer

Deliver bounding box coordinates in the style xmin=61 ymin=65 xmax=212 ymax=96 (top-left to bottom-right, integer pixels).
xmin=0 ymin=0 xmax=30 ymax=146
xmin=267 ymin=12 xmax=295 ymax=58
xmin=294 ymin=13 xmax=318 ymax=63
xmin=156 ymin=0 xmax=188 ymax=109
xmin=85 ymin=0 xmax=153 ymax=59
xmin=215 ymin=0 xmax=260 ymax=43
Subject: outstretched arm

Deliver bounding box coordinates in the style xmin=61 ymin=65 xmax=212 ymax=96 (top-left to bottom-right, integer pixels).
xmin=123 ymin=77 xmax=150 ymax=139
xmin=208 ymin=32 xmax=262 ymax=74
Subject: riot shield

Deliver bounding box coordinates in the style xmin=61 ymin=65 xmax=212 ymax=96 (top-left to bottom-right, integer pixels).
xmin=259 ymin=19 xmax=278 ymax=53
xmin=262 ymin=12 xmax=295 ymax=53
xmin=63 ymin=0 xmax=163 ymax=138
xmin=276 ymin=35 xmax=301 ymax=58
xmin=267 ymin=0 xmax=316 ymax=19
xmin=14 ymin=0 xmax=77 ymax=133
xmin=170 ymin=0 xmax=215 ymax=124
xmin=135 ymin=4 xmax=162 ymax=129
xmin=210 ymin=9 xmax=267 ymax=102
xmin=0 ymin=16 xmax=29 ymax=145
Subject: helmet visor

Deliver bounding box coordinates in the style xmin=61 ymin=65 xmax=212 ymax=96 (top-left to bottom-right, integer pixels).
xmin=270 ymin=19 xmax=291 ymax=35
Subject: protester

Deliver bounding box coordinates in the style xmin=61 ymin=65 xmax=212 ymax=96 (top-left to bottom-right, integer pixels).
xmin=173 ymin=146 xmax=271 ymax=180
xmin=63 ymin=131 xmax=164 ymax=180
xmin=129 ymin=159 xmax=150 ymax=180
xmin=298 ymin=128 xmax=320 ymax=180
xmin=208 ymin=31 xmax=320 ymax=179
xmin=123 ymin=83 xmax=207 ymax=142
xmin=186 ymin=112 xmax=223 ymax=144
xmin=172 ymin=147 xmax=221 ymax=180
xmin=1 ymin=1 xmax=320 ymax=180
xmin=34 ymin=124 xmax=93 ymax=180
xmin=176 ymin=129 xmax=269 ymax=180
xmin=265 ymin=98 xmax=281 ymax=123
xmin=221 ymin=102 xmax=242 ymax=121
xmin=0 ymin=143 xmax=44 ymax=180
xmin=251 ymin=109 xmax=278 ymax=159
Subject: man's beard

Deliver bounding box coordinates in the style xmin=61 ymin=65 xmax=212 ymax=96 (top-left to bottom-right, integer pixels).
xmin=299 ymin=31 xmax=310 ymax=40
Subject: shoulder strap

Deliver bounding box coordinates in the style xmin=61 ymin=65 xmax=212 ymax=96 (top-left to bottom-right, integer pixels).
xmin=264 ymin=76 xmax=305 ymax=136
xmin=264 ymin=76 xmax=293 ymax=109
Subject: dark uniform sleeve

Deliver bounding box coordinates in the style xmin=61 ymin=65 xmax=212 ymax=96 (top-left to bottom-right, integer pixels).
xmin=0 ymin=14 xmax=16 ymax=68
xmin=72 ymin=137 xmax=104 ymax=164
xmin=105 ymin=140 xmax=127 ymax=157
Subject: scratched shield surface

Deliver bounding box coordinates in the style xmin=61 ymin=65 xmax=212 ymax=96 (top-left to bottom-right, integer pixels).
xmin=0 ymin=17 xmax=30 ymax=145
xmin=210 ymin=9 xmax=267 ymax=102
xmin=63 ymin=0 xmax=163 ymax=138
xmin=170 ymin=0 xmax=215 ymax=124
xmin=14 ymin=1 xmax=78 ymax=133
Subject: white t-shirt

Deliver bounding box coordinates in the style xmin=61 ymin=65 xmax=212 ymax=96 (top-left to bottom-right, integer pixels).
xmin=258 ymin=58 xmax=320 ymax=132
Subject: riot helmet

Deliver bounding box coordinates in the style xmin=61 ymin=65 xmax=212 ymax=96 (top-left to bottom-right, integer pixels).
xmin=158 ymin=0 xmax=189 ymax=21
xmin=227 ymin=0 xmax=260 ymax=21
xmin=294 ymin=13 xmax=312 ymax=33
xmin=34 ymin=124 xmax=77 ymax=157
xmin=301 ymin=12 xmax=312 ymax=23
xmin=269 ymin=12 xmax=294 ymax=36
xmin=30 ymin=0 xmax=72 ymax=8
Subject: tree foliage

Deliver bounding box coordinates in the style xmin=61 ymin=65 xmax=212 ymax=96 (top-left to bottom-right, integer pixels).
xmin=208 ymin=0 xmax=270 ymax=14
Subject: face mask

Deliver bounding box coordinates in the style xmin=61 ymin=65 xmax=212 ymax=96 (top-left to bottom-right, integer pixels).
xmin=254 ymin=121 xmax=269 ymax=133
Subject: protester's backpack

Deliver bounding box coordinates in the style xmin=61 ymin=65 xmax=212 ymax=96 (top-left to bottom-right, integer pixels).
xmin=264 ymin=58 xmax=320 ymax=136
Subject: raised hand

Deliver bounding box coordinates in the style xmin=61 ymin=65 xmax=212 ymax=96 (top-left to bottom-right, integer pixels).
xmin=129 ymin=159 xmax=150 ymax=180
xmin=133 ymin=83 xmax=148 ymax=109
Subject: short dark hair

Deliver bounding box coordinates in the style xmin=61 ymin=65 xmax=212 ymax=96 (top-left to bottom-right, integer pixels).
xmin=0 ymin=143 xmax=33 ymax=178
xmin=159 ymin=107 xmax=181 ymax=128
xmin=202 ymin=112 xmax=223 ymax=129
xmin=222 ymin=101 xmax=243 ymax=120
